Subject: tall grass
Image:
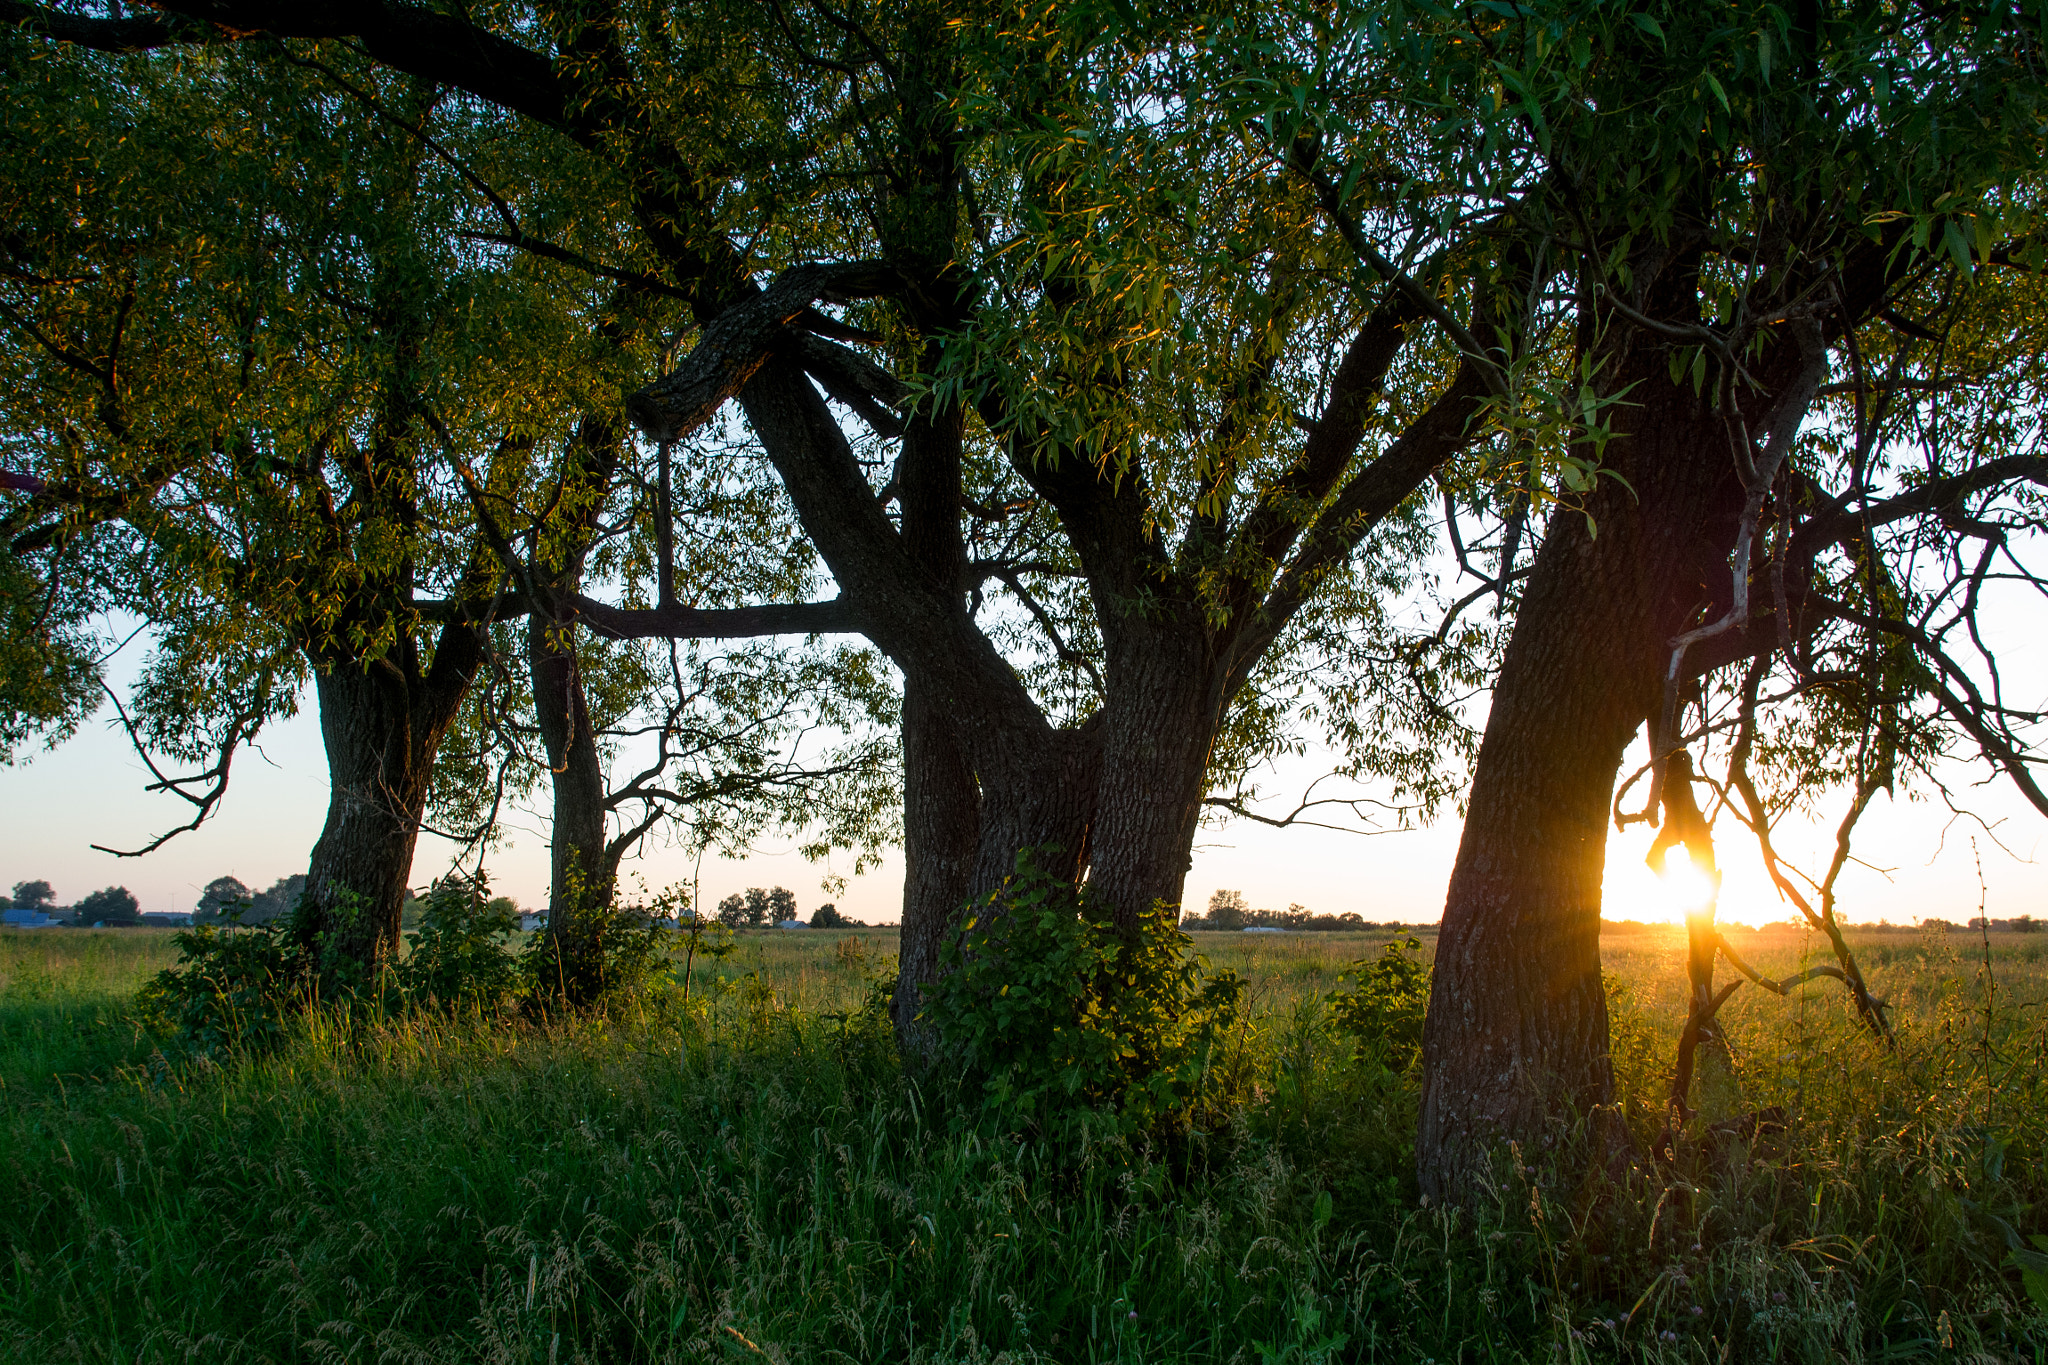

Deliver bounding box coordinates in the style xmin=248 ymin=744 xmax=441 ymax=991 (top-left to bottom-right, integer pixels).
xmin=0 ymin=924 xmax=2043 ymax=1362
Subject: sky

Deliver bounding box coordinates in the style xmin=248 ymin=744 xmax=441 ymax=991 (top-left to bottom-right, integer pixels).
xmin=2 ymin=659 xmax=2040 ymax=927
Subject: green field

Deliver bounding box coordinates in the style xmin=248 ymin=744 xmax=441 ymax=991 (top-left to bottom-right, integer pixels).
xmin=1 ymin=923 xmax=2044 ymax=1362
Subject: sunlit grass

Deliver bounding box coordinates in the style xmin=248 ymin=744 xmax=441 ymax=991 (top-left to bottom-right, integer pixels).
xmin=0 ymin=923 xmax=2043 ymax=1362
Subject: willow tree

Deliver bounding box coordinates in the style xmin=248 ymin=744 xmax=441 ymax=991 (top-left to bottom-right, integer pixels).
xmin=1208 ymin=0 xmax=2048 ymax=1196
xmin=0 ymin=36 xmax=651 ymax=976
xmin=5 ymin=0 xmax=1576 ymax=1046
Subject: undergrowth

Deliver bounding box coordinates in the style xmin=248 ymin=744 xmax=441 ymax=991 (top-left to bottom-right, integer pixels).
xmin=0 ymin=924 xmax=2041 ymax=1362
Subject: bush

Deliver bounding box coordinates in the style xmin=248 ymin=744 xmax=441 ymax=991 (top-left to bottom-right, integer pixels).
xmin=399 ymin=875 xmax=520 ymax=1012
xmin=921 ymin=850 xmax=1243 ymax=1134
xmin=135 ymin=912 xmax=310 ymax=1057
xmin=519 ymin=879 xmax=683 ymax=1010
xmin=1326 ymin=937 xmax=1429 ymax=1070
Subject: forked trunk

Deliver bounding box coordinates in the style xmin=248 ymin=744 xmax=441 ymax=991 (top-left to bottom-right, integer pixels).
xmin=1418 ymin=370 xmax=1745 ymax=1201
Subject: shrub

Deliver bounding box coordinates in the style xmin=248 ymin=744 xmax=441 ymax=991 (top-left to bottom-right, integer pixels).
xmin=135 ymin=911 xmax=311 ymax=1056
xmin=922 ymin=850 xmax=1244 ymax=1134
xmin=1326 ymin=937 xmax=1430 ymax=1070
xmin=399 ymin=875 xmax=520 ymax=1012
xmin=518 ymin=878 xmax=684 ymax=1011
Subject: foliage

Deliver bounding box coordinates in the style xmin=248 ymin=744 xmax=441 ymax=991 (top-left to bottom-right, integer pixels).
xmin=139 ymin=869 xmax=685 ymax=1049
xmin=397 ymin=875 xmax=521 ymax=1013
xmin=240 ymin=875 xmax=306 ymax=925
xmin=193 ymin=876 xmax=251 ymax=925
xmin=71 ymin=886 xmax=139 ymax=927
xmin=1193 ymin=888 xmax=1247 ymax=930
xmin=923 ymin=851 xmax=1246 ymax=1134
xmin=809 ymin=901 xmax=848 ymax=928
xmin=0 ymin=548 xmax=98 ymax=762
xmin=1326 ymin=937 xmax=1429 ymax=1071
xmin=10 ymin=880 xmax=55 ymax=911
xmin=133 ymin=913 xmax=309 ymax=1057
xmin=714 ymin=885 xmax=798 ymax=929
xmin=1185 ymin=891 xmax=1374 ymax=932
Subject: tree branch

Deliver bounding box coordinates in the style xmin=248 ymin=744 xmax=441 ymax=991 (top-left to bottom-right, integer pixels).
xmin=568 ymin=594 xmax=859 ymax=641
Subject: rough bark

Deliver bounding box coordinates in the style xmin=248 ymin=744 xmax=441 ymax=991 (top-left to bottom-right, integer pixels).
xmin=529 ymin=613 xmax=615 ymax=1004
xmin=1418 ymin=366 xmax=1747 ymax=1201
xmin=1086 ymin=625 xmax=1225 ymax=931
xmin=299 ymin=623 xmax=484 ymax=984
xmin=894 ymin=675 xmax=980 ymax=1057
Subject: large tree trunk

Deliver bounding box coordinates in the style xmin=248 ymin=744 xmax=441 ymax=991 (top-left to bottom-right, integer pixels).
xmin=1086 ymin=628 xmax=1224 ymax=932
xmin=298 ymin=624 xmax=482 ymax=987
xmin=894 ymin=675 xmax=981 ymax=1057
xmin=529 ymin=614 xmax=615 ymax=1005
xmin=1418 ymin=368 xmax=1746 ymax=1202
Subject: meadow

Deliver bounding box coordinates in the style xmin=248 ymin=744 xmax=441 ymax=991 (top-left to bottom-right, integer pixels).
xmin=0 ymin=920 xmax=2044 ymax=1363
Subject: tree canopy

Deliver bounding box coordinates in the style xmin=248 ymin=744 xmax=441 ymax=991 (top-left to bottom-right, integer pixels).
xmin=0 ymin=0 xmax=2043 ymax=1203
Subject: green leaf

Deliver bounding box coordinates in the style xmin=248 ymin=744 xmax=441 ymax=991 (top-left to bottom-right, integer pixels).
xmin=1631 ymin=12 xmax=1666 ymax=45
xmin=1943 ymin=219 xmax=1975 ymax=275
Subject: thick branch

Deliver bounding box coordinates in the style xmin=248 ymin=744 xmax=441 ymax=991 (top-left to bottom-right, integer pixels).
xmin=2 ymin=0 xmax=573 ymax=133
xmin=625 ymin=262 xmax=898 ymax=442
xmin=569 ymin=594 xmax=858 ymax=641
xmin=1224 ymin=361 xmax=1491 ymax=691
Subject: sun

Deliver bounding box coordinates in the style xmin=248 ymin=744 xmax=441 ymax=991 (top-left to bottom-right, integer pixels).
xmin=1657 ymin=846 xmax=1718 ymax=915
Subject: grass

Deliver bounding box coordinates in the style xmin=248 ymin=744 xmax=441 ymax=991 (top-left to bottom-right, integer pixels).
xmin=0 ymin=922 xmax=2043 ymax=1363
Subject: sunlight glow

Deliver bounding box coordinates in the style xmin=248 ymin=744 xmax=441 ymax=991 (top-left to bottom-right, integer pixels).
xmin=1658 ymin=846 xmax=1718 ymax=915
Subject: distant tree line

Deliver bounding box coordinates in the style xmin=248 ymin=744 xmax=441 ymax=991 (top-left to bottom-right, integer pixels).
xmin=710 ymin=887 xmax=865 ymax=929
xmin=1180 ymin=890 xmax=1398 ymax=933
xmin=2 ymin=874 xmax=322 ymax=927
xmin=4 ymin=878 xmax=140 ymax=925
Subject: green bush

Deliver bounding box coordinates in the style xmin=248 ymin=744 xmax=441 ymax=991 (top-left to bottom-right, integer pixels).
xmin=399 ymin=875 xmax=521 ymax=1012
xmin=517 ymin=879 xmax=685 ymax=1011
xmin=922 ymin=850 xmax=1244 ymax=1134
xmin=1326 ymin=936 xmax=1429 ymax=1070
xmin=134 ymin=911 xmax=311 ymax=1057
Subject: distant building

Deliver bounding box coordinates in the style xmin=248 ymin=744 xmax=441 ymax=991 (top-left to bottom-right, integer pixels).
xmin=519 ymin=911 xmax=548 ymax=933
xmin=140 ymin=912 xmax=193 ymax=927
xmin=776 ymin=919 xmax=808 ymax=929
xmin=1243 ymin=926 xmax=1289 ymax=934
xmin=1 ymin=907 xmax=62 ymax=929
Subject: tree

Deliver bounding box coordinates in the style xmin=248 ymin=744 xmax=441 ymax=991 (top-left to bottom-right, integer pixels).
xmin=10 ymin=880 xmax=55 ymax=912
xmin=74 ymin=885 xmax=140 ymax=926
xmin=0 ymin=38 xmax=642 ymax=981
xmin=195 ymin=876 xmax=252 ymax=924
xmin=1 ymin=0 xmax=1540 ymax=1065
xmin=714 ymin=893 xmax=748 ymax=929
xmin=1199 ymin=890 xmax=1248 ymax=932
xmin=1334 ymin=0 xmax=2048 ymax=1199
xmin=809 ymin=902 xmax=848 ymax=928
xmin=246 ymin=874 xmax=307 ymax=924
